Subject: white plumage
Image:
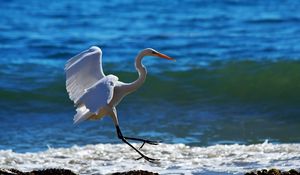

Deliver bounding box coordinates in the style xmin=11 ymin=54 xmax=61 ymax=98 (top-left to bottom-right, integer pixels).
xmin=65 ymin=46 xmax=105 ymax=103
xmin=79 ymin=75 xmax=118 ymax=113
xmin=65 ymin=46 xmax=174 ymax=162
xmin=65 ymin=46 xmax=115 ymax=123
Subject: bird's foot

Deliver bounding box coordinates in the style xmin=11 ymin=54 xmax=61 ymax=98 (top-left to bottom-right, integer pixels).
xmin=138 ymin=139 xmax=161 ymax=149
xmin=124 ymin=136 xmax=161 ymax=149
xmin=116 ymin=126 xmax=160 ymax=162
xmin=136 ymin=155 xmax=159 ymax=163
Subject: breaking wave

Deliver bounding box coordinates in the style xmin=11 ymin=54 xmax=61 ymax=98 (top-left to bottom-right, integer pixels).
xmin=1 ymin=141 xmax=300 ymax=174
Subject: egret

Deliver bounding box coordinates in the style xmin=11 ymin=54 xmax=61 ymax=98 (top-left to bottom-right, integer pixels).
xmin=65 ymin=46 xmax=174 ymax=162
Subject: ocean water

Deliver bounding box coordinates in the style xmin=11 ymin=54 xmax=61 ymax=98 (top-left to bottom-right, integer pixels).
xmin=1 ymin=0 xmax=300 ymax=174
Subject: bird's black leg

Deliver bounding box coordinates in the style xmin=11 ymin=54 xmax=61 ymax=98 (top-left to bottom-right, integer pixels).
xmin=116 ymin=125 xmax=158 ymax=162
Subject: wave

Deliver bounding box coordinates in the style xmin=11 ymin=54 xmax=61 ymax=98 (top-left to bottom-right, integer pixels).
xmin=244 ymin=17 xmax=300 ymax=24
xmin=1 ymin=141 xmax=300 ymax=174
xmin=1 ymin=60 xmax=300 ymax=113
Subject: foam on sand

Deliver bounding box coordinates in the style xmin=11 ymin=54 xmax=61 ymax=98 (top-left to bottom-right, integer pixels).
xmin=1 ymin=141 xmax=300 ymax=174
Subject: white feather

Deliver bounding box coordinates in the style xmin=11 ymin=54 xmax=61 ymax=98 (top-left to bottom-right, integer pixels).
xmin=65 ymin=46 xmax=120 ymax=124
xmin=73 ymin=105 xmax=93 ymax=124
xmin=65 ymin=46 xmax=105 ymax=104
xmin=78 ymin=75 xmax=118 ymax=114
xmin=72 ymin=75 xmax=118 ymax=123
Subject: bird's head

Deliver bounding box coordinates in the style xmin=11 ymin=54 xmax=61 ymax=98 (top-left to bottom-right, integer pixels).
xmin=141 ymin=48 xmax=175 ymax=61
xmin=89 ymin=46 xmax=102 ymax=53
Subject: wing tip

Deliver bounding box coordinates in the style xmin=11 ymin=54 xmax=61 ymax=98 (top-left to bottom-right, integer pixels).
xmin=89 ymin=46 xmax=102 ymax=52
xmin=64 ymin=46 xmax=102 ymax=71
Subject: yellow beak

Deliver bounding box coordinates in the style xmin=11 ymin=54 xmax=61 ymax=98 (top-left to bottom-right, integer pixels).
xmin=156 ymin=52 xmax=175 ymax=61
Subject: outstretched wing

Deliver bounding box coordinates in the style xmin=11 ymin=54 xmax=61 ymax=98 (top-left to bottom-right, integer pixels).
xmin=73 ymin=75 xmax=118 ymax=124
xmin=65 ymin=46 xmax=105 ymax=104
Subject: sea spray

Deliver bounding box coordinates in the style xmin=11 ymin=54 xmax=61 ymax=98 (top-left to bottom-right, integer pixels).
xmin=1 ymin=142 xmax=300 ymax=174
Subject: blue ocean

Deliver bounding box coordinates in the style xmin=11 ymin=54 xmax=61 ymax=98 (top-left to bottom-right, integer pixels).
xmin=1 ymin=0 xmax=300 ymax=174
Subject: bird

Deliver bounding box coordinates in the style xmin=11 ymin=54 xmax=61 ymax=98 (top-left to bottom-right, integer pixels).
xmin=64 ymin=46 xmax=175 ymax=162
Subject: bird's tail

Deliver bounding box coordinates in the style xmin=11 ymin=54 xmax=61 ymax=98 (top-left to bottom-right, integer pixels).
xmin=73 ymin=105 xmax=93 ymax=124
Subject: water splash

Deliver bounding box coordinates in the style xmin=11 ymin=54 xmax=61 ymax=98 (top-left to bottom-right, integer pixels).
xmin=1 ymin=142 xmax=300 ymax=174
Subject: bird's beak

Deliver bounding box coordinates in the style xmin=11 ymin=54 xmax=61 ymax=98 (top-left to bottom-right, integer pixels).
xmin=156 ymin=52 xmax=175 ymax=61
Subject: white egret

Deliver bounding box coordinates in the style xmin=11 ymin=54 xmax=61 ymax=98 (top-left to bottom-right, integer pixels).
xmin=65 ymin=46 xmax=174 ymax=162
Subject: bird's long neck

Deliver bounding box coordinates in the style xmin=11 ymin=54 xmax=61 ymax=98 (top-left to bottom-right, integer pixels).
xmin=108 ymin=53 xmax=146 ymax=107
xmin=126 ymin=52 xmax=147 ymax=93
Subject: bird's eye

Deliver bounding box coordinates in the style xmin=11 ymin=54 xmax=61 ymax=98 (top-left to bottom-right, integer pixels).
xmin=151 ymin=51 xmax=157 ymax=54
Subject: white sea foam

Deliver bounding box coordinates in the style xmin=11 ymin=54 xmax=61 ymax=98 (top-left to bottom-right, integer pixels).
xmin=1 ymin=141 xmax=300 ymax=175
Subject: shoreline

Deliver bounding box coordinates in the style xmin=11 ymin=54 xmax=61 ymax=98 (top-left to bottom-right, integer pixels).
xmin=0 ymin=169 xmax=159 ymax=175
xmin=1 ymin=143 xmax=300 ymax=174
xmin=1 ymin=168 xmax=299 ymax=175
